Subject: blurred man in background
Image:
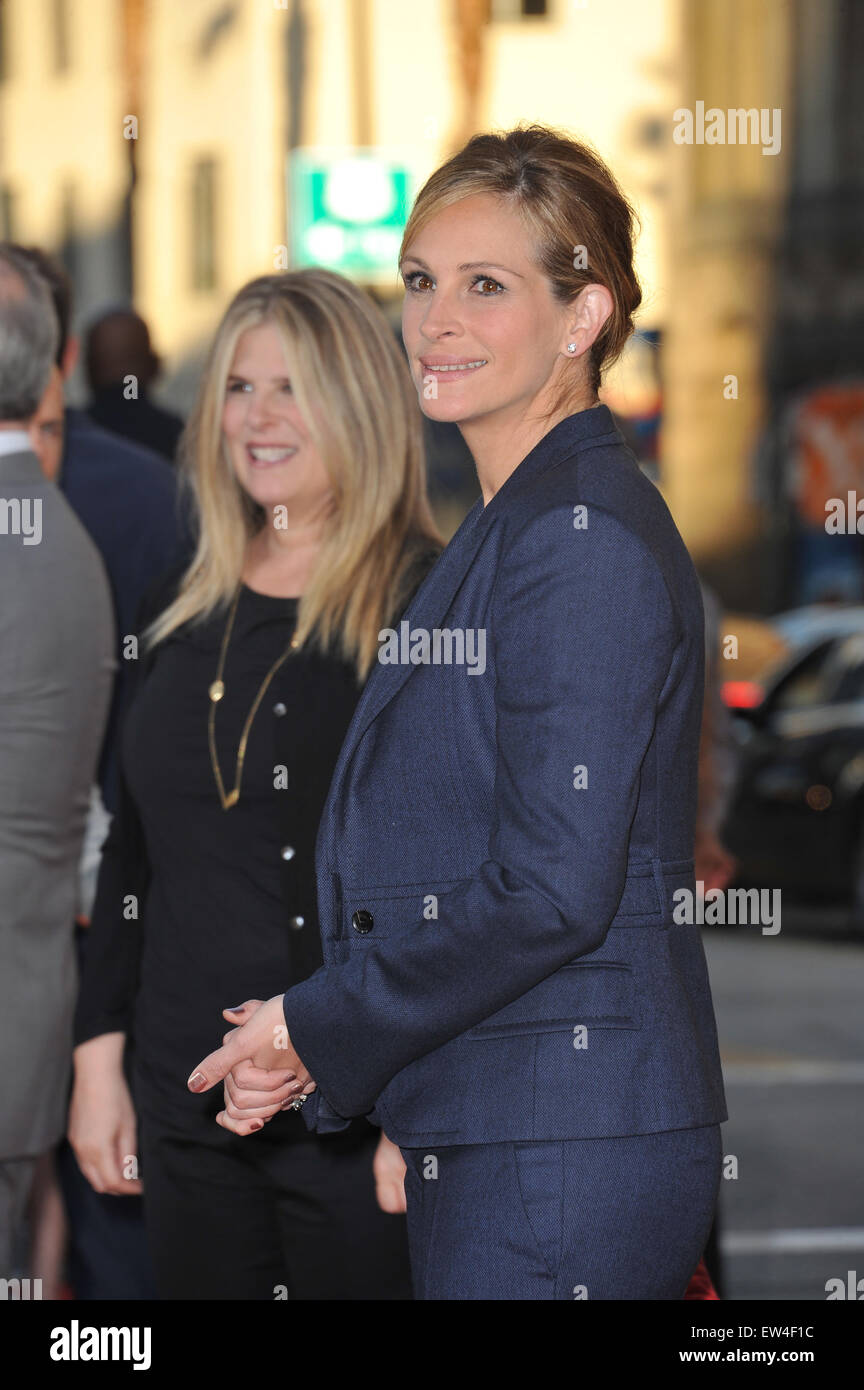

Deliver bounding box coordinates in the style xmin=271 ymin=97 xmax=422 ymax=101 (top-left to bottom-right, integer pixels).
xmin=0 ymin=244 xmax=114 ymax=1289
xmin=16 ymin=249 xmax=190 ymax=814
xmin=84 ymin=308 xmax=184 ymax=464
xmin=15 ymin=246 xmax=191 ymax=1299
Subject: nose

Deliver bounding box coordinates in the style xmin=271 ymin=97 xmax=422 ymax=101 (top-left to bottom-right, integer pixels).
xmin=244 ymin=387 xmax=282 ymax=432
xmin=418 ymin=285 xmax=463 ymax=343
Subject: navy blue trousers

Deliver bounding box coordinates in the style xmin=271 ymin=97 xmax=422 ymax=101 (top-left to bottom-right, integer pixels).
xmin=401 ymin=1124 xmax=722 ymax=1300
xmin=56 ymin=1139 xmax=158 ymax=1300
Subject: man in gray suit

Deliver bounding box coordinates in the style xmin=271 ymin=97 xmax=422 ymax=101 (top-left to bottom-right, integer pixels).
xmin=0 ymin=245 xmax=114 ymax=1281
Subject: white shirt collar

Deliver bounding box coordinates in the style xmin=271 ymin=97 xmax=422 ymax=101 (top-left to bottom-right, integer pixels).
xmin=0 ymin=428 xmax=32 ymax=457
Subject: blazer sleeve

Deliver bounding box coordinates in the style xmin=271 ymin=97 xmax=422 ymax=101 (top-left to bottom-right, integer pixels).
xmin=284 ymin=506 xmax=683 ymax=1119
xmin=73 ymin=564 xmax=185 ymax=1047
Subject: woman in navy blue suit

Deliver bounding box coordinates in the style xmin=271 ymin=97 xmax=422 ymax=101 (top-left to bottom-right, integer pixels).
xmin=189 ymin=125 xmax=728 ymax=1300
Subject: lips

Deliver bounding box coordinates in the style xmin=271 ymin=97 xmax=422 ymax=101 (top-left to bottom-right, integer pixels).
xmin=419 ymin=356 xmax=488 ymax=382
xmin=246 ymin=444 xmax=298 ymax=468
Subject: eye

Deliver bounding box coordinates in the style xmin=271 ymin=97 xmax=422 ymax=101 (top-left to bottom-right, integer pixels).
xmin=227 ymin=379 xmax=251 ymax=393
xmin=402 ymin=270 xmax=434 ymax=293
xmin=470 ymin=275 xmax=505 ymax=296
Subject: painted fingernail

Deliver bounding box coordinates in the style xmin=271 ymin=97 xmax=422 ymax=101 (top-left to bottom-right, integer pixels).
xmin=225 ymin=1005 xmax=245 ymax=1013
xmin=249 ymin=1120 xmax=263 ymax=1131
xmin=187 ymin=1072 xmax=207 ymax=1092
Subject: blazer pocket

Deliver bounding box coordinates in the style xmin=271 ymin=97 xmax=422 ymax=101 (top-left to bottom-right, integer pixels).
xmin=467 ymin=962 xmax=640 ymax=1037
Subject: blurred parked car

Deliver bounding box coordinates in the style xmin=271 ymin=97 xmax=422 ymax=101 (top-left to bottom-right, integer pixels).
xmin=721 ymin=607 xmax=864 ymax=928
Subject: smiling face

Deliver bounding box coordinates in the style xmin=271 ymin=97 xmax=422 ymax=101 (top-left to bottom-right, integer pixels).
xmin=221 ymin=320 xmax=333 ymax=516
xmin=400 ymin=192 xmax=577 ymax=429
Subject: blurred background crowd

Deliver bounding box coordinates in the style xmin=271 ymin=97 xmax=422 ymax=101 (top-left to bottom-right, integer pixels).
xmin=0 ymin=0 xmax=862 ymax=1302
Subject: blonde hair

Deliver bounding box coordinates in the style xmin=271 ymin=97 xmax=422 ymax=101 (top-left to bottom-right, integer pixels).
xmin=400 ymin=123 xmax=642 ymax=409
xmin=147 ymin=270 xmax=441 ymax=680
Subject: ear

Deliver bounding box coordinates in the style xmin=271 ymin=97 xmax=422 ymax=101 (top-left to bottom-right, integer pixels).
xmin=562 ymin=284 xmax=614 ymax=359
xmin=62 ymin=334 xmax=80 ymax=380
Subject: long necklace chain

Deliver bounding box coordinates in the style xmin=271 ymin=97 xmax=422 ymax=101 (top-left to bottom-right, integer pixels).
xmin=207 ymin=586 xmax=299 ymax=811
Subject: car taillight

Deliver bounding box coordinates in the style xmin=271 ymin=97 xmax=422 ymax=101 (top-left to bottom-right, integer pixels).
xmin=722 ymin=680 xmax=765 ymax=710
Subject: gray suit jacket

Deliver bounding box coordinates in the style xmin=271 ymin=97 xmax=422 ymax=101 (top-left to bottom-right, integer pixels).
xmin=0 ymin=448 xmax=114 ymax=1158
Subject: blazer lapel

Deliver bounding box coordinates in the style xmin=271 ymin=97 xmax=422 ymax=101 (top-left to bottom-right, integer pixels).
xmin=317 ymin=497 xmax=492 ymax=867
xmin=351 ymin=406 xmax=623 ymax=746
xmin=317 ymin=405 xmax=624 ymax=867
xmin=353 ymin=494 xmax=494 ymax=746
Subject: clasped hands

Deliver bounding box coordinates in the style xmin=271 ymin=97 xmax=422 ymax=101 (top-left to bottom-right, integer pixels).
xmin=186 ymin=995 xmax=316 ymax=1135
xmin=186 ymin=993 xmax=408 ymax=1212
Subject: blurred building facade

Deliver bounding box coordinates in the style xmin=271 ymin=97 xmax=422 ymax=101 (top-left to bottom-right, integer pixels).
xmin=664 ymin=0 xmax=864 ymax=611
xmin=1 ymin=0 xmax=861 ymax=603
xmin=0 ymin=0 xmax=677 ymax=385
xmin=0 ymin=0 xmax=135 ymax=310
xmin=661 ymin=0 xmax=792 ymax=611
xmin=761 ymin=0 xmax=864 ymax=610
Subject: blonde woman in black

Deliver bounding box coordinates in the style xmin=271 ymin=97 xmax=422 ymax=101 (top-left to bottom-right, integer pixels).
xmin=69 ymin=270 xmax=440 ymax=1299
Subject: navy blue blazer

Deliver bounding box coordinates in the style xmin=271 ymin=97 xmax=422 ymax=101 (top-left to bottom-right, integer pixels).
xmin=60 ymin=408 xmax=192 ymax=812
xmin=286 ymin=405 xmax=728 ymax=1146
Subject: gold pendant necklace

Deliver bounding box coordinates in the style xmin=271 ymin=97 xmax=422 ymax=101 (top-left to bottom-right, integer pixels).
xmin=207 ymin=585 xmax=299 ymax=811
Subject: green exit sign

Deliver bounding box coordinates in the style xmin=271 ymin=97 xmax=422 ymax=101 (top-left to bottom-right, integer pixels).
xmin=289 ymin=150 xmax=416 ymax=278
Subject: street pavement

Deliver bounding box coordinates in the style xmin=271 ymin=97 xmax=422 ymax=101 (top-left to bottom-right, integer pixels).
xmin=703 ymin=920 xmax=864 ymax=1300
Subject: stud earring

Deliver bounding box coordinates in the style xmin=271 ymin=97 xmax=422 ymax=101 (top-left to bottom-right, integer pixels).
xmin=567 ymin=343 xmax=577 ymax=353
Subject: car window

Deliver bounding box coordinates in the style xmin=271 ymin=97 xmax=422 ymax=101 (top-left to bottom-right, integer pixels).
xmin=831 ymin=634 xmax=864 ymax=702
xmin=771 ymin=641 xmax=835 ymax=711
xmin=772 ymin=634 xmax=864 ymax=711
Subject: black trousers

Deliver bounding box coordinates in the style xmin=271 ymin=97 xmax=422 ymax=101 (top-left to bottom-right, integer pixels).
xmin=56 ymin=1139 xmax=158 ymax=1299
xmin=136 ymin=1085 xmax=412 ymax=1301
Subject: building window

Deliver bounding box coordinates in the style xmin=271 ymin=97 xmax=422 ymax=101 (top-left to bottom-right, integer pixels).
xmin=0 ymin=186 xmax=17 ymax=240
xmin=190 ymin=158 xmax=218 ymax=292
xmin=51 ymin=0 xmax=71 ymax=74
xmin=491 ymin=0 xmax=549 ymax=18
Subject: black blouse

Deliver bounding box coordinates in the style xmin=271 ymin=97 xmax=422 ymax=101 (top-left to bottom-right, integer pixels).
xmin=74 ymin=552 xmax=438 ymax=1091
